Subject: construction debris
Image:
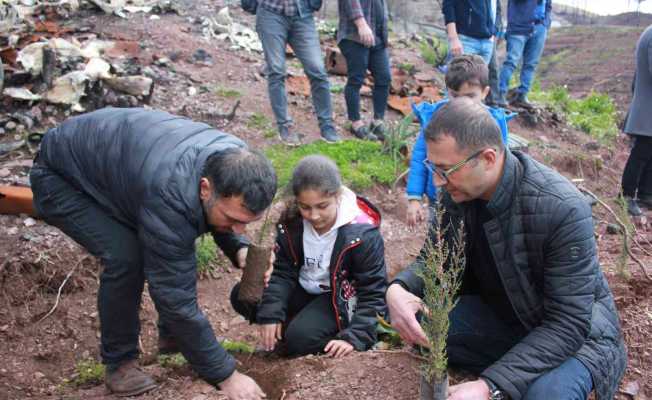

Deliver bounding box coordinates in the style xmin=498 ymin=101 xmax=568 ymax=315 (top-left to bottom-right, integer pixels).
xmin=201 ymin=7 xmax=262 ymax=53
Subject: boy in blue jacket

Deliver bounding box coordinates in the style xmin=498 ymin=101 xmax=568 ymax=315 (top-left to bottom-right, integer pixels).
xmin=406 ymin=55 xmax=514 ymax=226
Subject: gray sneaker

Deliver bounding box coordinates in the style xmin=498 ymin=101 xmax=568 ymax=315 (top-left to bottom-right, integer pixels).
xmin=321 ymin=127 xmax=342 ymax=143
xmin=626 ymin=197 xmax=643 ymax=217
xmin=105 ymin=360 xmax=157 ymax=397
xmin=278 ymin=126 xmax=301 ymax=146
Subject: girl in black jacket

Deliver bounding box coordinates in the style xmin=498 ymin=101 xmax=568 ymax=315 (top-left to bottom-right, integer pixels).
xmin=231 ymin=155 xmax=387 ymax=357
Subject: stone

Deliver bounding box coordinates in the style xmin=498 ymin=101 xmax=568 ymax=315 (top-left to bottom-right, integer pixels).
xmin=0 ymin=168 xmax=10 ymax=177
xmin=23 ymin=218 xmax=37 ymax=227
xmin=4 ymin=121 xmax=16 ymax=130
xmin=606 ymin=223 xmax=622 ymax=235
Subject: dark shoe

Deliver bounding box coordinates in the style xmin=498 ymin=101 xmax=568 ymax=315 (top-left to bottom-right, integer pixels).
xmin=638 ymin=195 xmax=652 ymax=209
xmin=158 ymin=336 xmax=180 ymax=355
xmin=278 ymin=126 xmax=301 ymax=146
xmin=105 ymin=360 xmax=157 ymax=397
xmin=626 ymin=197 xmax=643 ymax=217
xmin=349 ymin=124 xmax=378 ymax=141
xmin=495 ymin=94 xmax=508 ymax=108
xmin=320 ymin=126 xmax=341 ymax=143
xmin=510 ymin=94 xmax=534 ymax=110
xmin=369 ymin=120 xmax=386 ymax=141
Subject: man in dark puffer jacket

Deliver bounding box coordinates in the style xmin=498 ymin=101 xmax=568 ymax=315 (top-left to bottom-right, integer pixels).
xmin=387 ymin=98 xmax=626 ymax=400
xmin=30 ymin=108 xmax=277 ymax=400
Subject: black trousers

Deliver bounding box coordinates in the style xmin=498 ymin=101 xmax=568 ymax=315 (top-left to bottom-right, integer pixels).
xmin=230 ymin=283 xmax=338 ymax=356
xmin=622 ymin=135 xmax=652 ymax=198
xmin=30 ymin=162 xmax=168 ymax=368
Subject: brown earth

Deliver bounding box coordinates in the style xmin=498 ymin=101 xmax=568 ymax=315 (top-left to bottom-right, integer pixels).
xmin=1 ymin=3 xmax=652 ymax=400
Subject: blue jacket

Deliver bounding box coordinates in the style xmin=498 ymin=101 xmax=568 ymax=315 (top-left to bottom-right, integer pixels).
xmin=406 ymin=100 xmax=513 ymax=202
xmin=442 ymin=0 xmax=497 ymax=39
xmin=506 ymin=0 xmax=552 ymax=36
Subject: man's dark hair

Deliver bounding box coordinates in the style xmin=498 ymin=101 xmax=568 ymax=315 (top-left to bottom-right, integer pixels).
xmin=425 ymin=97 xmax=504 ymax=153
xmin=445 ymin=54 xmax=489 ymax=91
xmin=202 ymin=147 xmax=277 ymax=214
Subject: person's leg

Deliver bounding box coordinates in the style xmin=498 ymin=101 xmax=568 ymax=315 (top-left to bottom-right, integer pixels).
xmin=487 ymin=41 xmax=500 ymax=105
xmin=517 ymin=24 xmax=548 ymax=98
xmin=284 ymin=292 xmax=339 ymax=356
xmin=256 ymin=8 xmax=292 ymax=131
xmin=338 ymin=39 xmax=369 ymax=124
xmin=446 ymin=295 xmax=526 ymax=374
xmin=523 ymin=357 xmax=593 ymax=400
xmin=622 ymin=135 xmax=652 ymax=197
xmin=498 ymin=34 xmax=527 ymax=99
xmin=635 ymin=137 xmax=652 ymax=203
xmin=30 ymin=163 xmax=145 ymax=368
xmin=288 ymin=14 xmax=335 ymax=134
xmin=368 ymin=43 xmax=391 ymax=122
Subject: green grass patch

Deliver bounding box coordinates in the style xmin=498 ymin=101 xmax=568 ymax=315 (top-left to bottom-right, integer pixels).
xmin=158 ymin=353 xmax=188 ymax=369
xmin=196 ymin=234 xmax=217 ymax=274
xmin=222 ymin=339 xmax=255 ymax=354
xmin=265 ymin=140 xmax=398 ymax=191
xmin=71 ymin=359 xmax=105 ymax=387
xmin=529 ymin=84 xmax=618 ymax=144
xmin=215 ymin=86 xmax=242 ymax=98
xmin=418 ymin=37 xmax=447 ymax=67
xmin=330 ymin=84 xmax=344 ymax=94
xmin=247 ymin=112 xmax=272 ymax=130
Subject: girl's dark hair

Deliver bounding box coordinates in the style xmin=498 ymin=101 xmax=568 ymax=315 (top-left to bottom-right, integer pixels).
xmin=279 ymin=155 xmax=342 ymax=225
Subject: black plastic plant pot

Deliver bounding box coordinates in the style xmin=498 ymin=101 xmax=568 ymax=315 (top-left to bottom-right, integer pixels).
xmin=420 ymin=373 xmax=449 ymax=400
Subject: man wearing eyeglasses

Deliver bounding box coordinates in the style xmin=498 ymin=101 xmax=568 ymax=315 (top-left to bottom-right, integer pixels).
xmin=30 ymin=108 xmax=276 ymax=400
xmin=386 ymin=98 xmax=626 ymax=400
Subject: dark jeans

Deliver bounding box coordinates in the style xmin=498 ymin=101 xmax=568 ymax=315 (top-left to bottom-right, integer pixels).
xmin=448 ymin=296 xmax=593 ymax=400
xmin=622 ymin=135 xmax=652 ymax=198
xmin=338 ymin=39 xmax=391 ymax=122
xmin=230 ymin=283 xmax=338 ymax=356
xmin=30 ymin=163 xmax=153 ymax=369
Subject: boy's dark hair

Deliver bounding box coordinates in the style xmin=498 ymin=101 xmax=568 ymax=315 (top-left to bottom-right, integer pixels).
xmin=425 ymin=97 xmax=504 ymax=153
xmin=202 ymin=147 xmax=277 ymax=214
xmin=445 ymin=54 xmax=489 ymax=91
xmin=279 ymin=155 xmax=342 ymax=224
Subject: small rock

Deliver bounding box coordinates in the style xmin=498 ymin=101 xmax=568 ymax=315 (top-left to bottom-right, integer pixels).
xmin=34 ymin=372 xmax=46 ymax=380
xmin=16 ymin=124 xmax=26 ymax=134
xmin=7 ymin=227 xmax=18 ymax=235
xmin=192 ymin=49 xmax=213 ymax=66
xmin=621 ymin=380 xmax=640 ymax=397
xmin=0 ymin=128 xmax=5 ymax=136
xmin=605 ymin=223 xmax=622 ymax=235
xmin=23 ymin=218 xmax=37 ymax=227
xmin=154 ymin=57 xmax=171 ymax=67
xmin=0 ymin=168 xmax=10 ymax=177
xmin=5 ymin=121 xmax=16 ymax=130
xmin=188 ymin=86 xmax=197 ymax=96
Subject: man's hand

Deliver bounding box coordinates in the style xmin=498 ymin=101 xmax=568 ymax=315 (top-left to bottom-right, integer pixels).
xmin=447 ymin=379 xmax=490 ymax=400
xmin=449 ymin=36 xmax=463 ymax=56
xmin=219 ymin=370 xmax=266 ymax=400
xmin=264 ymin=251 xmax=275 ymax=288
xmin=386 ymin=283 xmax=429 ymax=347
xmin=324 ymin=340 xmax=354 ymax=358
xmin=236 ymin=247 xmax=248 ymax=269
xmin=259 ymin=323 xmax=282 ymax=351
xmin=354 ymin=17 xmax=375 ymax=47
xmin=406 ymin=200 xmax=425 ymax=227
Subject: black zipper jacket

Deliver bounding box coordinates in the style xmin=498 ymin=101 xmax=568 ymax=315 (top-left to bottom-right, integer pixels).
xmin=256 ymin=197 xmax=388 ymax=350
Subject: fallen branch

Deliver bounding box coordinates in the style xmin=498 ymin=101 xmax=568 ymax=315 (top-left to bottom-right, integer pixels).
xmin=578 ymin=186 xmax=651 ymax=282
xmin=392 ymin=168 xmax=410 ymax=191
xmin=36 ymin=256 xmax=89 ymax=324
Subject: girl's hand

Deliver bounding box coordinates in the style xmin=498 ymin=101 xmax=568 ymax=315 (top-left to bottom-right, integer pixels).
xmin=324 ymin=339 xmax=354 ymax=358
xmin=259 ymin=323 xmax=282 ymax=351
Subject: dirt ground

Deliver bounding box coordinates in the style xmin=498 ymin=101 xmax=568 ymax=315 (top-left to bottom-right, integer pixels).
xmin=1 ymin=3 xmax=652 ymax=400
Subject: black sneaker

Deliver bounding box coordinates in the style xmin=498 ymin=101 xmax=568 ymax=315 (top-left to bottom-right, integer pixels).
xmin=278 ymin=126 xmax=301 ymax=146
xmin=369 ymin=121 xmax=386 ymax=141
xmin=626 ymin=197 xmax=643 ymax=217
xmin=638 ymin=195 xmax=652 ymax=209
xmin=510 ymin=94 xmax=535 ymax=110
xmin=350 ymin=125 xmax=378 ymax=141
xmin=320 ymin=127 xmax=341 ymax=143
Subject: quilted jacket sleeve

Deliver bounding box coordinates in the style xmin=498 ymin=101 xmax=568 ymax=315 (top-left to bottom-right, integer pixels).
xmin=139 ymin=201 xmax=236 ymax=385
xmin=255 ymin=225 xmax=299 ymax=324
xmin=336 ymin=228 xmax=388 ymax=350
xmin=481 ymin=195 xmax=597 ymax=400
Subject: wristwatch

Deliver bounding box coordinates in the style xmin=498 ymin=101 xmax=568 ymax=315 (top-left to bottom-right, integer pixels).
xmin=482 ymin=377 xmax=507 ymax=400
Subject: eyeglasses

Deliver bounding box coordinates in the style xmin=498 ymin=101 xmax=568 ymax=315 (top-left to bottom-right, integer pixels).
xmin=423 ymin=149 xmax=486 ymax=182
